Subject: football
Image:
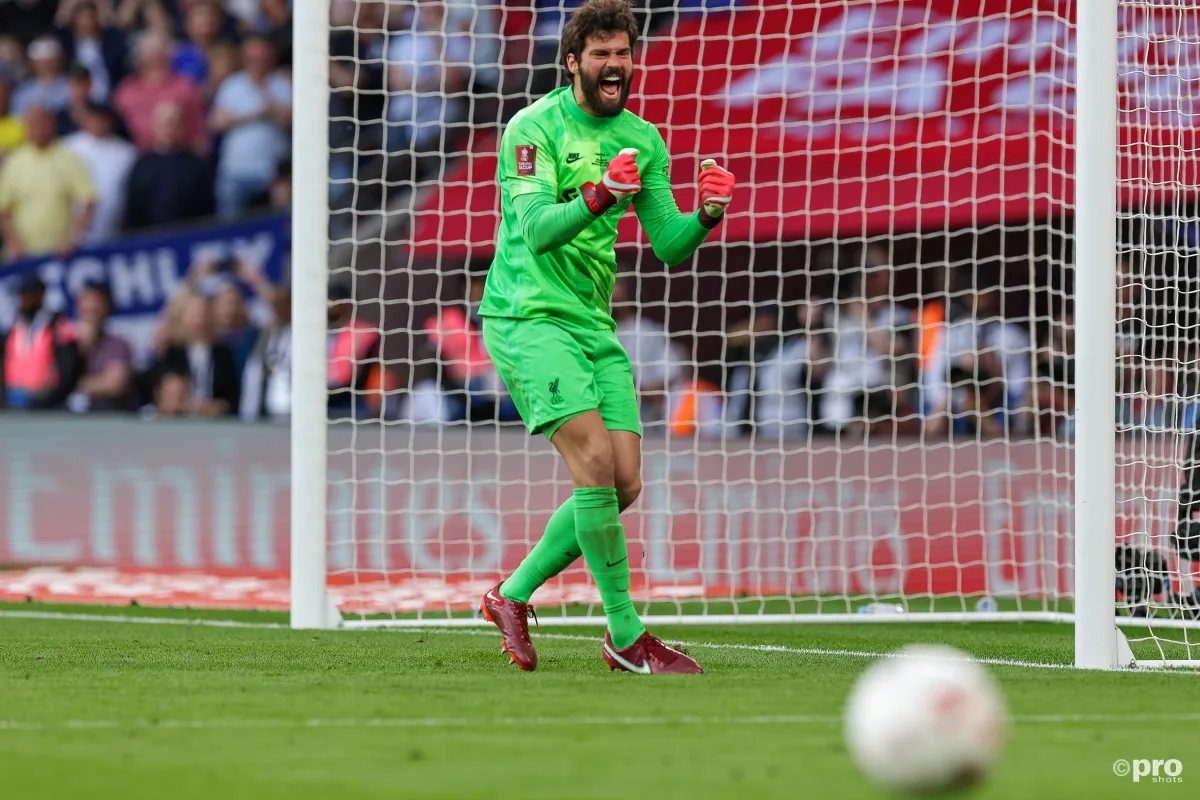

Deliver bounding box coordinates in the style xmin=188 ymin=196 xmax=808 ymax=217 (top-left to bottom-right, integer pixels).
xmin=843 ymin=644 xmax=1008 ymax=794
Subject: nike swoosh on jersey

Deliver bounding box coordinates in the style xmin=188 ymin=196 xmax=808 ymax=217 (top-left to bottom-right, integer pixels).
xmin=604 ymin=641 xmax=651 ymax=674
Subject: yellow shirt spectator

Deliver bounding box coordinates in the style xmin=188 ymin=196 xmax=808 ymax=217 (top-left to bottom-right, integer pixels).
xmin=0 ymin=140 xmax=95 ymax=258
xmin=0 ymin=116 xmax=24 ymax=155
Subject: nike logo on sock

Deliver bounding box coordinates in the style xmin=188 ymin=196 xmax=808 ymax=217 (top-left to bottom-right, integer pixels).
xmin=605 ymin=556 xmax=628 ymax=568
xmin=565 ymin=550 xmax=582 ymax=559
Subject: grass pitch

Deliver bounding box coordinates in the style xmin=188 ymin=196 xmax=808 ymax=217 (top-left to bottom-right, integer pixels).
xmin=1 ymin=602 xmax=1198 ymax=799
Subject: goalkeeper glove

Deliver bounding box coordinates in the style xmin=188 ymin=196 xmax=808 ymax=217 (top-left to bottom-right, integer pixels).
xmin=697 ymin=158 xmax=735 ymax=227
xmin=581 ymin=148 xmax=641 ymax=215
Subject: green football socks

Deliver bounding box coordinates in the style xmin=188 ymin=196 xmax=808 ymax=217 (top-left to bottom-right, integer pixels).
xmin=499 ymin=498 xmax=581 ymax=604
xmin=572 ymin=486 xmax=645 ymax=649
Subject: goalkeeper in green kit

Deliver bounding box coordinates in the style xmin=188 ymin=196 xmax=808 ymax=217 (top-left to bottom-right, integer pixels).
xmin=478 ymin=0 xmax=735 ymax=675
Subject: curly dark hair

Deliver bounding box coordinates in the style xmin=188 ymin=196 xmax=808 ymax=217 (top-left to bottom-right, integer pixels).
xmin=560 ymin=0 xmax=639 ymax=71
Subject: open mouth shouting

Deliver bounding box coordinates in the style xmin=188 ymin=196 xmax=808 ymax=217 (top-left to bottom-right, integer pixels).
xmin=599 ymin=73 xmax=624 ymax=102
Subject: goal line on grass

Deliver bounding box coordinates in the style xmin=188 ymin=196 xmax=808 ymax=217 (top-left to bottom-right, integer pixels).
xmin=5 ymin=609 xmax=1200 ymax=674
xmin=4 ymin=713 xmax=1200 ymax=733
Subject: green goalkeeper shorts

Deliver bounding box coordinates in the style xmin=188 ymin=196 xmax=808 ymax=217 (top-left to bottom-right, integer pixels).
xmin=481 ymin=316 xmax=642 ymax=439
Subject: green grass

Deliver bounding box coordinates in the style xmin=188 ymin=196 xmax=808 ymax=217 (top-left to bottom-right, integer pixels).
xmin=1 ymin=602 xmax=1198 ymax=799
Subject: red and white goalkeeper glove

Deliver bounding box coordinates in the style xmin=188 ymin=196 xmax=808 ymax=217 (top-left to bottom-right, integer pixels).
xmin=697 ymin=159 xmax=735 ymax=226
xmin=582 ymin=148 xmax=641 ymax=215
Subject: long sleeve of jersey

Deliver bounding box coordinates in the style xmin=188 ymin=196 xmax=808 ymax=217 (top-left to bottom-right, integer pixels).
xmin=511 ymin=192 xmax=598 ymax=255
xmin=631 ymin=133 xmax=716 ymax=267
xmin=633 ymin=182 xmax=712 ymax=267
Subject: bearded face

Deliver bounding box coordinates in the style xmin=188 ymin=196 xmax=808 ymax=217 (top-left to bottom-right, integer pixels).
xmin=570 ymin=32 xmax=634 ymax=117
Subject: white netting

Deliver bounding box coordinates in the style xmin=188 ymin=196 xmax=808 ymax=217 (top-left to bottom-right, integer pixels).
xmin=1114 ymin=1 xmax=1200 ymax=661
xmin=316 ymin=0 xmax=1200 ymax=660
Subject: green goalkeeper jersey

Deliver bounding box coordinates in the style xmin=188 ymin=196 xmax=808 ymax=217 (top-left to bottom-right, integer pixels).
xmin=480 ymin=86 xmax=713 ymax=331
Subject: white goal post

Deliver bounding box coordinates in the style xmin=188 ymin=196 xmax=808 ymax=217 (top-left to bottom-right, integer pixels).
xmin=290 ymin=0 xmax=1200 ymax=670
xmin=1073 ymin=0 xmax=1118 ymax=670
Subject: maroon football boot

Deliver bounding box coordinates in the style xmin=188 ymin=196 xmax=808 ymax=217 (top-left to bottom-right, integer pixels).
xmin=602 ymin=630 xmax=704 ymax=674
xmin=480 ymin=583 xmax=538 ymax=671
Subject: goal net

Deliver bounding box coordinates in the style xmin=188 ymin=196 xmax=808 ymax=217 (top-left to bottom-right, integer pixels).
xmin=292 ymin=0 xmax=1200 ymax=667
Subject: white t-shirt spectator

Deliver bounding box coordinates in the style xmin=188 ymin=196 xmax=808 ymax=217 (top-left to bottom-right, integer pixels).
xmin=821 ymin=303 xmax=885 ymax=426
xmin=818 ymin=301 xmax=913 ymax=426
xmin=73 ymin=39 xmax=111 ymax=101
xmin=386 ymin=20 xmax=471 ymax=148
xmin=616 ymin=316 xmax=682 ymax=393
xmin=754 ymin=335 xmax=812 ymax=439
xmin=944 ymin=317 xmax=1032 ymax=410
xmin=64 ymin=130 xmax=136 ymax=244
xmin=445 ymin=0 xmax=500 ymax=89
xmin=212 ymin=71 xmax=291 ymax=182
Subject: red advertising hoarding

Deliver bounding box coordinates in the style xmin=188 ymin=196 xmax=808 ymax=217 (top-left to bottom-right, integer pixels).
xmin=0 ymin=419 xmax=1190 ymax=611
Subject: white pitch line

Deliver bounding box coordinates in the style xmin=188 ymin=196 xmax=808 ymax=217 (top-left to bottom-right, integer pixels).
xmin=5 ymin=609 xmax=1200 ymax=675
xmin=0 ymin=610 xmax=286 ymax=629
xmin=4 ymin=712 xmax=1200 ymax=733
xmin=391 ymin=626 xmax=1200 ymax=675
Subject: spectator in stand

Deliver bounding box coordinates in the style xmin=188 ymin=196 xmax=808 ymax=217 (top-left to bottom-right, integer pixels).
xmin=221 ymin=0 xmax=266 ymax=33
xmin=66 ymin=280 xmax=134 ymax=412
xmin=1113 ymin=255 xmax=1173 ymax=429
xmin=933 ymin=282 xmax=1032 ymax=437
xmin=385 ymin=0 xmax=471 ymax=154
xmin=58 ymin=62 xmax=129 ymax=138
xmin=203 ymin=40 xmax=240 ymax=104
xmin=0 ymin=104 xmax=95 ymax=260
xmin=56 ymin=0 xmax=129 ymax=102
xmin=240 ymin=283 xmax=291 ymax=421
xmin=446 ymin=0 xmax=501 ymax=93
xmin=172 ymin=0 xmax=229 ymax=88
xmin=327 ymin=281 xmax=380 ymax=415
xmin=57 ymin=62 xmax=91 ymax=136
xmin=328 ymin=0 xmax=387 ymax=203
xmin=122 ymin=101 xmax=213 ymax=230
xmin=210 ymin=34 xmax=291 ymax=220
xmin=0 ymin=76 xmax=24 ymax=156
xmin=13 ymin=37 xmax=70 ymax=116
xmin=152 ymin=288 xmax=239 ymax=417
xmin=64 ymin=102 xmax=137 ymax=244
xmin=0 ymin=274 xmax=83 ymax=410
xmin=1031 ymin=308 xmax=1074 ymax=437
xmin=114 ymin=32 xmax=207 ymax=153
xmin=528 ymin=0 xmax=587 ymax=97
xmin=269 ymin=158 xmax=291 ymax=210
xmin=754 ymin=296 xmax=830 ymax=441
xmin=423 ymin=272 xmax=516 ymax=423
xmin=819 ymin=273 xmax=896 ymax=435
xmin=258 ymin=0 xmax=293 ymax=68
xmin=210 ymin=268 xmax=264 ymax=379
xmin=113 ymin=0 xmax=173 ymax=37
xmin=861 ymin=259 xmax=919 ymax=430
xmin=0 ymin=35 xmax=27 ymax=84
xmin=722 ymin=307 xmax=782 ymax=436
xmin=611 ymin=276 xmax=683 ymax=426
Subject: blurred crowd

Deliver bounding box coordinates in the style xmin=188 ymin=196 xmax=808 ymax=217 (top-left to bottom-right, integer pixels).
xmin=0 ymin=1 xmax=1175 ymax=439
xmin=0 ymin=251 xmax=390 ymax=422
xmin=414 ymin=246 xmax=1195 ymax=441
xmin=0 ymin=0 xmax=729 ymax=424
xmin=415 ymin=246 xmax=1082 ymax=440
xmin=0 ymin=0 xmax=295 ymax=255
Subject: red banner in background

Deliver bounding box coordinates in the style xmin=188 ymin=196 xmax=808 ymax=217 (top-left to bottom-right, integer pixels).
xmin=414 ymin=0 xmax=1200 ymax=256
